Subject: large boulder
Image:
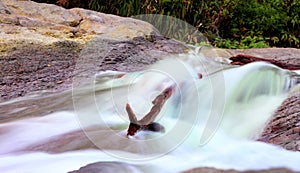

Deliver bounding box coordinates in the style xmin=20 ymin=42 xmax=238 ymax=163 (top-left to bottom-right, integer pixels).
xmin=0 ymin=0 xmax=158 ymax=45
xmin=0 ymin=0 xmax=187 ymax=101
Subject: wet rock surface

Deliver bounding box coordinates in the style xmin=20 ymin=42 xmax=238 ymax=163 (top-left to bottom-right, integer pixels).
xmin=228 ymin=48 xmax=300 ymax=68
xmin=68 ymin=162 xmax=143 ymax=173
xmin=258 ymin=92 xmax=300 ymax=151
xmin=70 ymin=163 xmax=297 ymax=173
xmin=0 ymin=36 xmax=186 ymax=101
xmin=229 ymin=54 xmax=300 ymax=70
xmin=182 ymin=167 xmax=297 ymax=173
xmin=0 ymin=41 xmax=81 ymax=100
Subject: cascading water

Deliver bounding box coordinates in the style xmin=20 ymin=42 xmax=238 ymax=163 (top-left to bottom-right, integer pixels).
xmin=0 ymin=51 xmax=299 ymax=173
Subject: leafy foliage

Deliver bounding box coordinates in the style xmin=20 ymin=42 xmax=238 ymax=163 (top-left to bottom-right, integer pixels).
xmin=34 ymin=0 xmax=300 ymax=48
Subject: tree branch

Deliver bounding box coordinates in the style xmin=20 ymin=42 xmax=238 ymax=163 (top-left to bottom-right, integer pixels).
xmin=126 ymin=85 xmax=173 ymax=136
xmin=126 ymin=103 xmax=138 ymax=124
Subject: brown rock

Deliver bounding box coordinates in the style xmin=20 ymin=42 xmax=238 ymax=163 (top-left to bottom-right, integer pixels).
xmin=229 ymin=54 xmax=300 ymax=70
xmin=258 ymin=92 xmax=300 ymax=151
xmin=182 ymin=167 xmax=297 ymax=173
xmin=228 ymin=48 xmax=300 ymax=69
xmin=68 ymin=162 xmax=143 ymax=173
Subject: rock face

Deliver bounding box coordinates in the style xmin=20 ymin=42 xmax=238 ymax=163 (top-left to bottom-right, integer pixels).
xmin=0 ymin=0 xmax=187 ymax=101
xmin=258 ymin=92 xmax=300 ymax=151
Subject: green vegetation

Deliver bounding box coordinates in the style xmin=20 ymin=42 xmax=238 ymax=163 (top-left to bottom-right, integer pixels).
xmin=35 ymin=0 xmax=300 ymax=48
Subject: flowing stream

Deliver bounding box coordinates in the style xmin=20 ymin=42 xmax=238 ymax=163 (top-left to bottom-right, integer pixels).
xmin=0 ymin=51 xmax=300 ymax=173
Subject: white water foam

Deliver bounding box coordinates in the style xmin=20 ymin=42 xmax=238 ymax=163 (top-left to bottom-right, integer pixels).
xmin=0 ymin=57 xmax=299 ymax=173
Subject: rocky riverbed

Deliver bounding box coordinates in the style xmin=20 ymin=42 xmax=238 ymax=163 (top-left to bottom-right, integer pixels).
xmin=0 ymin=0 xmax=299 ymax=173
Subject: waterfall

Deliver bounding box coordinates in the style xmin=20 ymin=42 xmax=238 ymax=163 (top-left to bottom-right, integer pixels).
xmin=0 ymin=53 xmax=299 ymax=173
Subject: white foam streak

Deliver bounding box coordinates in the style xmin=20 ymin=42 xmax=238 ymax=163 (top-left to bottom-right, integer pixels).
xmin=0 ymin=111 xmax=80 ymax=154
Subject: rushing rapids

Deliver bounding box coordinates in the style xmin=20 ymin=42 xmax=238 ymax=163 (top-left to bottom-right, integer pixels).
xmin=0 ymin=51 xmax=299 ymax=173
